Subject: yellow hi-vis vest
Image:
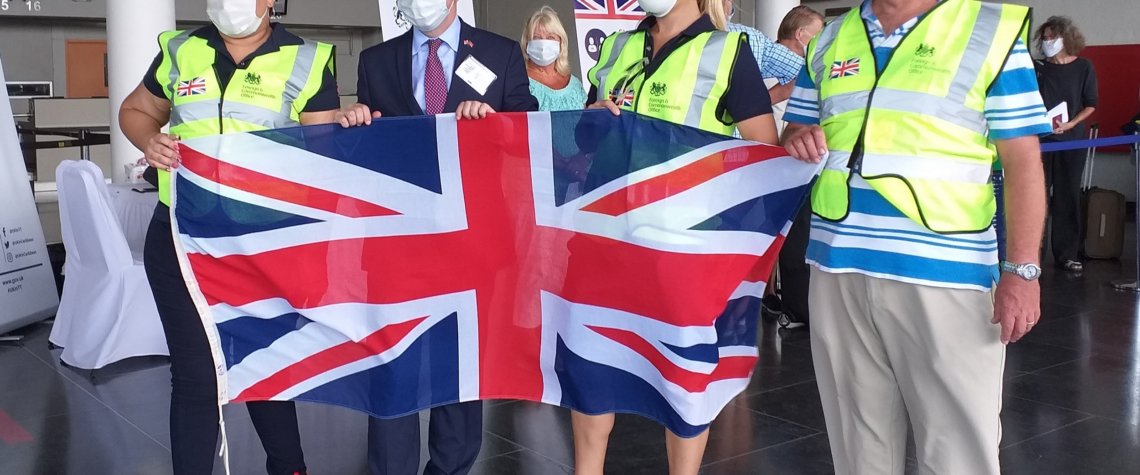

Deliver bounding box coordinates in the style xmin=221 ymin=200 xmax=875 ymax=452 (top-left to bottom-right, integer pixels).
xmin=153 ymin=30 xmax=334 ymax=205
xmin=806 ymin=0 xmax=1030 ymax=234
xmin=588 ymin=29 xmax=744 ymax=136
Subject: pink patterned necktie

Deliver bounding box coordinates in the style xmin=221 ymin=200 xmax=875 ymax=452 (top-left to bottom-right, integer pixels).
xmin=424 ymin=38 xmax=448 ymax=115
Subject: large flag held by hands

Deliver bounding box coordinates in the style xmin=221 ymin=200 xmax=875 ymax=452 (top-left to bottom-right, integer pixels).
xmin=171 ymin=110 xmax=820 ymax=436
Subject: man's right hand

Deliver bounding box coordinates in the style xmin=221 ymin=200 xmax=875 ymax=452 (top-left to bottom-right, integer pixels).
xmin=337 ymin=103 xmax=382 ymax=128
xmin=782 ymin=124 xmax=829 ymax=163
xmin=145 ymin=133 xmax=180 ymax=171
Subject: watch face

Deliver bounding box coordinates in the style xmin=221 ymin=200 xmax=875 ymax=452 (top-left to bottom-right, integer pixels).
xmin=1022 ymin=265 xmax=1041 ymax=280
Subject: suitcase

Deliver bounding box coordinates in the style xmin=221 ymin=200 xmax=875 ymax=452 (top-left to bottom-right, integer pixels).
xmin=1083 ymin=188 xmax=1126 ymax=259
xmin=1080 ymin=126 xmax=1127 ymax=259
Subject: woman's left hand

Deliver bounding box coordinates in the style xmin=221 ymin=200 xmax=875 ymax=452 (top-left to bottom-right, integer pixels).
xmin=1054 ymin=121 xmax=1075 ymax=134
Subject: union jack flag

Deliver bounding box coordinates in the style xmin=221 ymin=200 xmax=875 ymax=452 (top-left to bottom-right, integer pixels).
xmin=830 ymin=58 xmax=861 ymax=79
xmin=172 ymin=111 xmax=819 ymax=436
xmin=176 ymin=77 xmax=207 ymax=97
xmin=575 ymin=0 xmax=644 ymax=21
xmin=609 ymin=88 xmax=635 ymax=107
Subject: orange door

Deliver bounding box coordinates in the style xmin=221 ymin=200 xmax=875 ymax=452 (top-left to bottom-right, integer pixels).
xmin=65 ymin=40 xmax=108 ymax=98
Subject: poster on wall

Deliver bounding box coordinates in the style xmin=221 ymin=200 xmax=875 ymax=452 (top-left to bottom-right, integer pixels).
xmin=0 ymin=54 xmax=59 ymax=335
xmin=573 ymin=0 xmax=646 ymax=93
xmin=378 ymin=0 xmax=477 ymax=41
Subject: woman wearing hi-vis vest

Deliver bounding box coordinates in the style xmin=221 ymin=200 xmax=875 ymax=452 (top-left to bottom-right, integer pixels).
xmin=118 ymin=0 xmax=340 ymax=473
xmin=579 ymin=0 xmax=776 ymax=473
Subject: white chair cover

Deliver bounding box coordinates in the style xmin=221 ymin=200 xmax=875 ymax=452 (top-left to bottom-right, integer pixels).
xmin=50 ymin=161 xmax=168 ymax=369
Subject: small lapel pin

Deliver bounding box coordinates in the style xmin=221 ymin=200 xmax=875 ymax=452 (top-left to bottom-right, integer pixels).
xmin=464 ymin=39 xmax=474 ymax=48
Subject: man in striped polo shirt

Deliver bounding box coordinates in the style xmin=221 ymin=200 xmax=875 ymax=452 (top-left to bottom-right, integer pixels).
xmin=782 ymin=0 xmax=1051 ymax=473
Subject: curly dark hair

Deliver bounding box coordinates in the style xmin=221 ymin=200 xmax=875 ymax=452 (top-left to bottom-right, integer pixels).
xmin=1034 ymin=16 xmax=1087 ymax=56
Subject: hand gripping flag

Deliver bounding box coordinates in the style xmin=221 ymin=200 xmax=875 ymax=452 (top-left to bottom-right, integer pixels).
xmin=171 ymin=110 xmax=821 ymax=436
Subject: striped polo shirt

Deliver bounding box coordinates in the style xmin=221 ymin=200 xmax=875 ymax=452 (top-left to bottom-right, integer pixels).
xmin=783 ymin=0 xmax=1052 ymax=291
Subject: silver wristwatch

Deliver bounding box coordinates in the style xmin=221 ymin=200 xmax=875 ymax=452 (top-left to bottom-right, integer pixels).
xmin=1000 ymin=261 xmax=1042 ymax=281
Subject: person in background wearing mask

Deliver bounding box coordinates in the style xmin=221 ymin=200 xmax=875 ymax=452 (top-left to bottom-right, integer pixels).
xmin=772 ymin=6 xmax=823 ymax=129
xmin=723 ymin=0 xmax=803 ymax=106
xmin=783 ymin=0 xmax=1050 ymax=472
xmin=579 ymin=0 xmax=777 ymax=473
xmin=522 ymin=6 xmax=587 ymax=112
xmin=118 ymin=0 xmax=341 ymax=473
xmin=338 ymin=1 xmax=537 ymax=474
xmin=1034 ymin=16 xmax=1098 ymax=273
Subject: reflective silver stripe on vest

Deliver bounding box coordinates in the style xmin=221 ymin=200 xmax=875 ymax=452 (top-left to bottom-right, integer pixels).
xmin=946 ymin=3 xmax=1003 ymax=104
xmin=592 ymin=32 xmax=634 ymax=103
xmin=281 ymin=41 xmax=321 ymax=117
xmin=810 ymin=19 xmax=845 ymax=84
xmin=861 ymin=152 xmax=992 ymax=183
xmin=821 ymin=88 xmax=988 ymax=135
xmin=171 ymin=100 xmax=293 ymax=130
xmin=170 ymin=101 xmax=215 ymax=128
xmin=683 ymin=31 xmax=730 ymax=129
xmin=166 ymin=32 xmax=193 ymax=99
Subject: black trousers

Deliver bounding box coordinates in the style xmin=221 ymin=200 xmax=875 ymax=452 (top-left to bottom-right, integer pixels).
xmin=144 ymin=215 xmax=307 ymax=475
xmin=778 ymin=202 xmax=812 ymax=322
xmin=1043 ymin=149 xmax=1085 ymax=263
xmin=368 ymin=401 xmax=483 ymax=475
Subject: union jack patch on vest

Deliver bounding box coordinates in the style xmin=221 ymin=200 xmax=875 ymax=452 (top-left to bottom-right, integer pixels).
xmin=176 ymin=77 xmax=208 ymax=97
xmin=829 ymin=58 xmax=861 ymax=79
xmin=609 ymin=87 xmax=635 ymax=107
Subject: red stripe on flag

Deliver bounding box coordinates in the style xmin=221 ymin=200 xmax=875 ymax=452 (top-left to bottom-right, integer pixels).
xmin=178 ymin=144 xmax=400 ymax=219
xmin=189 ymin=233 xmax=761 ymax=327
xmin=744 ymin=234 xmax=786 ymax=284
xmin=580 ymin=145 xmax=785 ymax=217
xmin=587 ymin=326 xmax=757 ymax=392
xmin=0 ymin=410 xmax=33 ymax=444
xmin=234 ymin=316 xmax=428 ymax=401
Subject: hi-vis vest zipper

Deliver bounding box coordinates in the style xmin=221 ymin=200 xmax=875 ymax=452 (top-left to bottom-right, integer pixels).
xmin=588 ymin=29 xmax=744 ymax=136
xmin=153 ymin=30 xmax=333 ymax=206
xmin=806 ymin=0 xmax=1030 ymax=234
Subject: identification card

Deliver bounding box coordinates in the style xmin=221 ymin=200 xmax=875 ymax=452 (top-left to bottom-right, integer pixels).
xmin=455 ymin=56 xmax=497 ymax=96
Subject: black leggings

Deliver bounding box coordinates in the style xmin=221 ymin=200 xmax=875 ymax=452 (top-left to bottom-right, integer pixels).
xmin=144 ymin=215 xmax=307 ymax=475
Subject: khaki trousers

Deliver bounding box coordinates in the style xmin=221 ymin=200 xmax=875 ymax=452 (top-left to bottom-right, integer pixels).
xmin=809 ymin=269 xmax=1006 ymax=475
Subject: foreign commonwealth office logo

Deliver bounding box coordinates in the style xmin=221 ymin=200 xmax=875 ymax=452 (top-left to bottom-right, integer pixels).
xmin=650 ymin=82 xmax=667 ymax=97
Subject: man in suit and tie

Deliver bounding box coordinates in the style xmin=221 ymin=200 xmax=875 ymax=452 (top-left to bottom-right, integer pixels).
xmin=340 ymin=0 xmax=538 ymax=125
xmin=337 ymin=1 xmax=537 ymax=474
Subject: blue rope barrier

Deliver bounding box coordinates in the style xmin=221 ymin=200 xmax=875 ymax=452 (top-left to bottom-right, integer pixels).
xmin=1040 ymin=134 xmax=1140 ymax=152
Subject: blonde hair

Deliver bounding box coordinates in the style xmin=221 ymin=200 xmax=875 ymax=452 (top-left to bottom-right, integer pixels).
xmin=521 ymin=6 xmax=571 ymax=76
xmin=699 ymin=0 xmax=728 ymax=30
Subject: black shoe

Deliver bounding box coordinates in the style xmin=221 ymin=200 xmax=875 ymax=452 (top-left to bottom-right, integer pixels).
xmin=761 ymin=294 xmax=783 ymax=322
xmin=1062 ymin=259 xmax=1083 ymax=272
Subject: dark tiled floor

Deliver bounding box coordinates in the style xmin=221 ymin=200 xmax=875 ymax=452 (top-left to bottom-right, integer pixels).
xmin=3 ymin=260 xmax=1140 ymax=474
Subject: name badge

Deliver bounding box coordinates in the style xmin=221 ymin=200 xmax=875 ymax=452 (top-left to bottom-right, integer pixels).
xmin=455 ymin=56 xmax=497 ymax=96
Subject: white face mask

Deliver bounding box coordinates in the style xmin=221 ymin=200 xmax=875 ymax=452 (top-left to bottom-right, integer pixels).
xmin=397 ymin=0 xmax=453 ymax=33
xmin=638 ymin=0 xmax=677 ymax=17
xmin=1041 ymin=38 xmax=1064 ymax=58
xmin=527 ymin=39 xmax=561 ymax=67
xmin=207 ymin=0 xmax=267 ymax=39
